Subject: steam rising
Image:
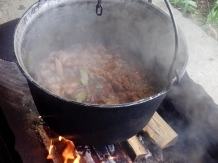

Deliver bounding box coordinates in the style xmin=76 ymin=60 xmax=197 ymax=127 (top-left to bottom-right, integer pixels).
xmin=19 ymin=0 xmax=187 ymax=92
xmin=13 ymin=0 xmax=218 ymax=161
xmin=35 ymin=43 xmax=159 ymax=104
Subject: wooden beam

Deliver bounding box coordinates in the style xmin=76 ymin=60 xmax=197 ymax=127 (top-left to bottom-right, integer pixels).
xmin=121 ymin=135 xmax=148 ymax=161
xmin=36 ymin=125 xmax=62 ymax=163
xmin=143 ymin=112 xmax=178 ymax=149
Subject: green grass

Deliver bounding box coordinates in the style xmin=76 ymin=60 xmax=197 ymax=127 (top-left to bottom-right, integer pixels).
xmin=169 ymin=0 xmax=198 ymax=14
xmin=206 ymin=0 xmax=218 ymax=27
xmin=169 ymin=0 xmax=218 ymax=32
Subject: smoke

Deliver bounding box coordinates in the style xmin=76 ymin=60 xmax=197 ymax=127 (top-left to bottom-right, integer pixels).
xmin=17 ymin=0 xmax=187 ymax=93
xmin=14 ymin=0 xmax=218 ymax=161
xmin=164 ymin=72 xmax=218 ymax=162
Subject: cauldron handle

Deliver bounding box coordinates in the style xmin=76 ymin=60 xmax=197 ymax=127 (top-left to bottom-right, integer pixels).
xmin=37 ymin=0 xmax=180 ymax=85
xmin=164 ymin=0 xmax=181 ymax=85
xmin=38 ymin=0 xmax=46 ymax=5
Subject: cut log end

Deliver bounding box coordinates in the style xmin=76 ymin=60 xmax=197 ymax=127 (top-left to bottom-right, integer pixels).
xmin=121 ymin=135 xmax=148 ymax=161
xmin=143 ymin=112 xmax=178 ymax=149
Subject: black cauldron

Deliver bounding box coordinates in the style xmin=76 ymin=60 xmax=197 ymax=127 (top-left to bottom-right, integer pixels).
xmin=14 ymin=0 xmax=188 ymax=145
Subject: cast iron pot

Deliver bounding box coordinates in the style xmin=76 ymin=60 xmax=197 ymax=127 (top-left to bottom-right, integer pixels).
xmin=14 ymin=0 xmax=188 ymax=145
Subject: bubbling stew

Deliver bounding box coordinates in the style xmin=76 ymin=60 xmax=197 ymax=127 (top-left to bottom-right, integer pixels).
xmin=36 ymin=44 xmax=158 ymax=105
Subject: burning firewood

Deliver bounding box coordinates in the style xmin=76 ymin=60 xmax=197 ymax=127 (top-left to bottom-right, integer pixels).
xmin=37 ymin=124 xmax=91 ymax=163
xmin=92 ymin=145 xmax=118 ymax=163
xmin=36 ymin=111 xmax=178 ymax=163
xmin=36 ymin=125 xmax=62 ymax=163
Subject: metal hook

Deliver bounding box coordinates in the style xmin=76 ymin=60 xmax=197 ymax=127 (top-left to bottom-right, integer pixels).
xmin=96 ymin=0 xmax=103 ymax=16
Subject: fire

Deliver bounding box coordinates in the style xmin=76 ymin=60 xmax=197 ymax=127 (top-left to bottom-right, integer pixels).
xmin=108 ymin=156 xmax=116 ymax=160
xmin=47 ymin=136 xmax=80 ymax=163
xmin=61 ymin=137 xmax=76 ymax=163
xmin=72 ymin=155 xmax=81 ymax=163
xmin=47 ymin=140 xmax=53 ymax=159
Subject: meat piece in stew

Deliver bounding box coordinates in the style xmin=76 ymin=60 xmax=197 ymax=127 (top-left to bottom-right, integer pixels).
xmin=36 ymin=44 xmax=158 ymax=105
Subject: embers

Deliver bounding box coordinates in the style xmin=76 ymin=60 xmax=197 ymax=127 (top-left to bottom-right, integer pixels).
xmin=36 ymin=126 xmax=164 ymax=163
xmin=92 ymin=145 xmax=113 ymax=162
xmin=36 ymin=110 xmax=178 ymax=163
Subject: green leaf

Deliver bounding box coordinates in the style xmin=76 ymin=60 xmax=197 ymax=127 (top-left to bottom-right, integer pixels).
xmin=184 ymin=2 xmax=188 ymax=13
xmin=80 ymin=70 xmax=89 ymax=85
xmin=76 ymin=90 xmax=86 ymax=102
xmin=187 ymin=1 xmax=197 ymax=7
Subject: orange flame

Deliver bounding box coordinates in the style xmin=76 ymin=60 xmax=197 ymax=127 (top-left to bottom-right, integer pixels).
xmin=73 ymin=154 xmax=81 ymax=163
xmin=47 ymin=140 xmax=53 ymax=159
xmin=62 ymin=137 xmax=76 ymax=163
xmin=46 ymin=136 xmax=80 ymax=163
xmin=109 ymin=156 xmax=116 ymax=160
xmin=61 ymin=137 xmax=81 ymax=163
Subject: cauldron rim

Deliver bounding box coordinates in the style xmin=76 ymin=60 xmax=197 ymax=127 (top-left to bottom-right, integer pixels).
xmin=13 ymin=0 xmax=188 ymax=108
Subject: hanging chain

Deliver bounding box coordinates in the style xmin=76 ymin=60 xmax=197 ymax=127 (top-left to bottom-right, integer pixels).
xmin=96 ymin=0 xmax=103 ymax=16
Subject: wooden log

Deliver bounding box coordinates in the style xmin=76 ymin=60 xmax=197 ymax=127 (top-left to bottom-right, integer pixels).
xmin=143 ymin=111 xmax=178 ymax=149
xmin=121 ymin=111 xmax=178 ymax=161
xmin=120 ymin=135 xmax=148 ymax=161
xmin=36 ymin=125 xmax=62 ymax=163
